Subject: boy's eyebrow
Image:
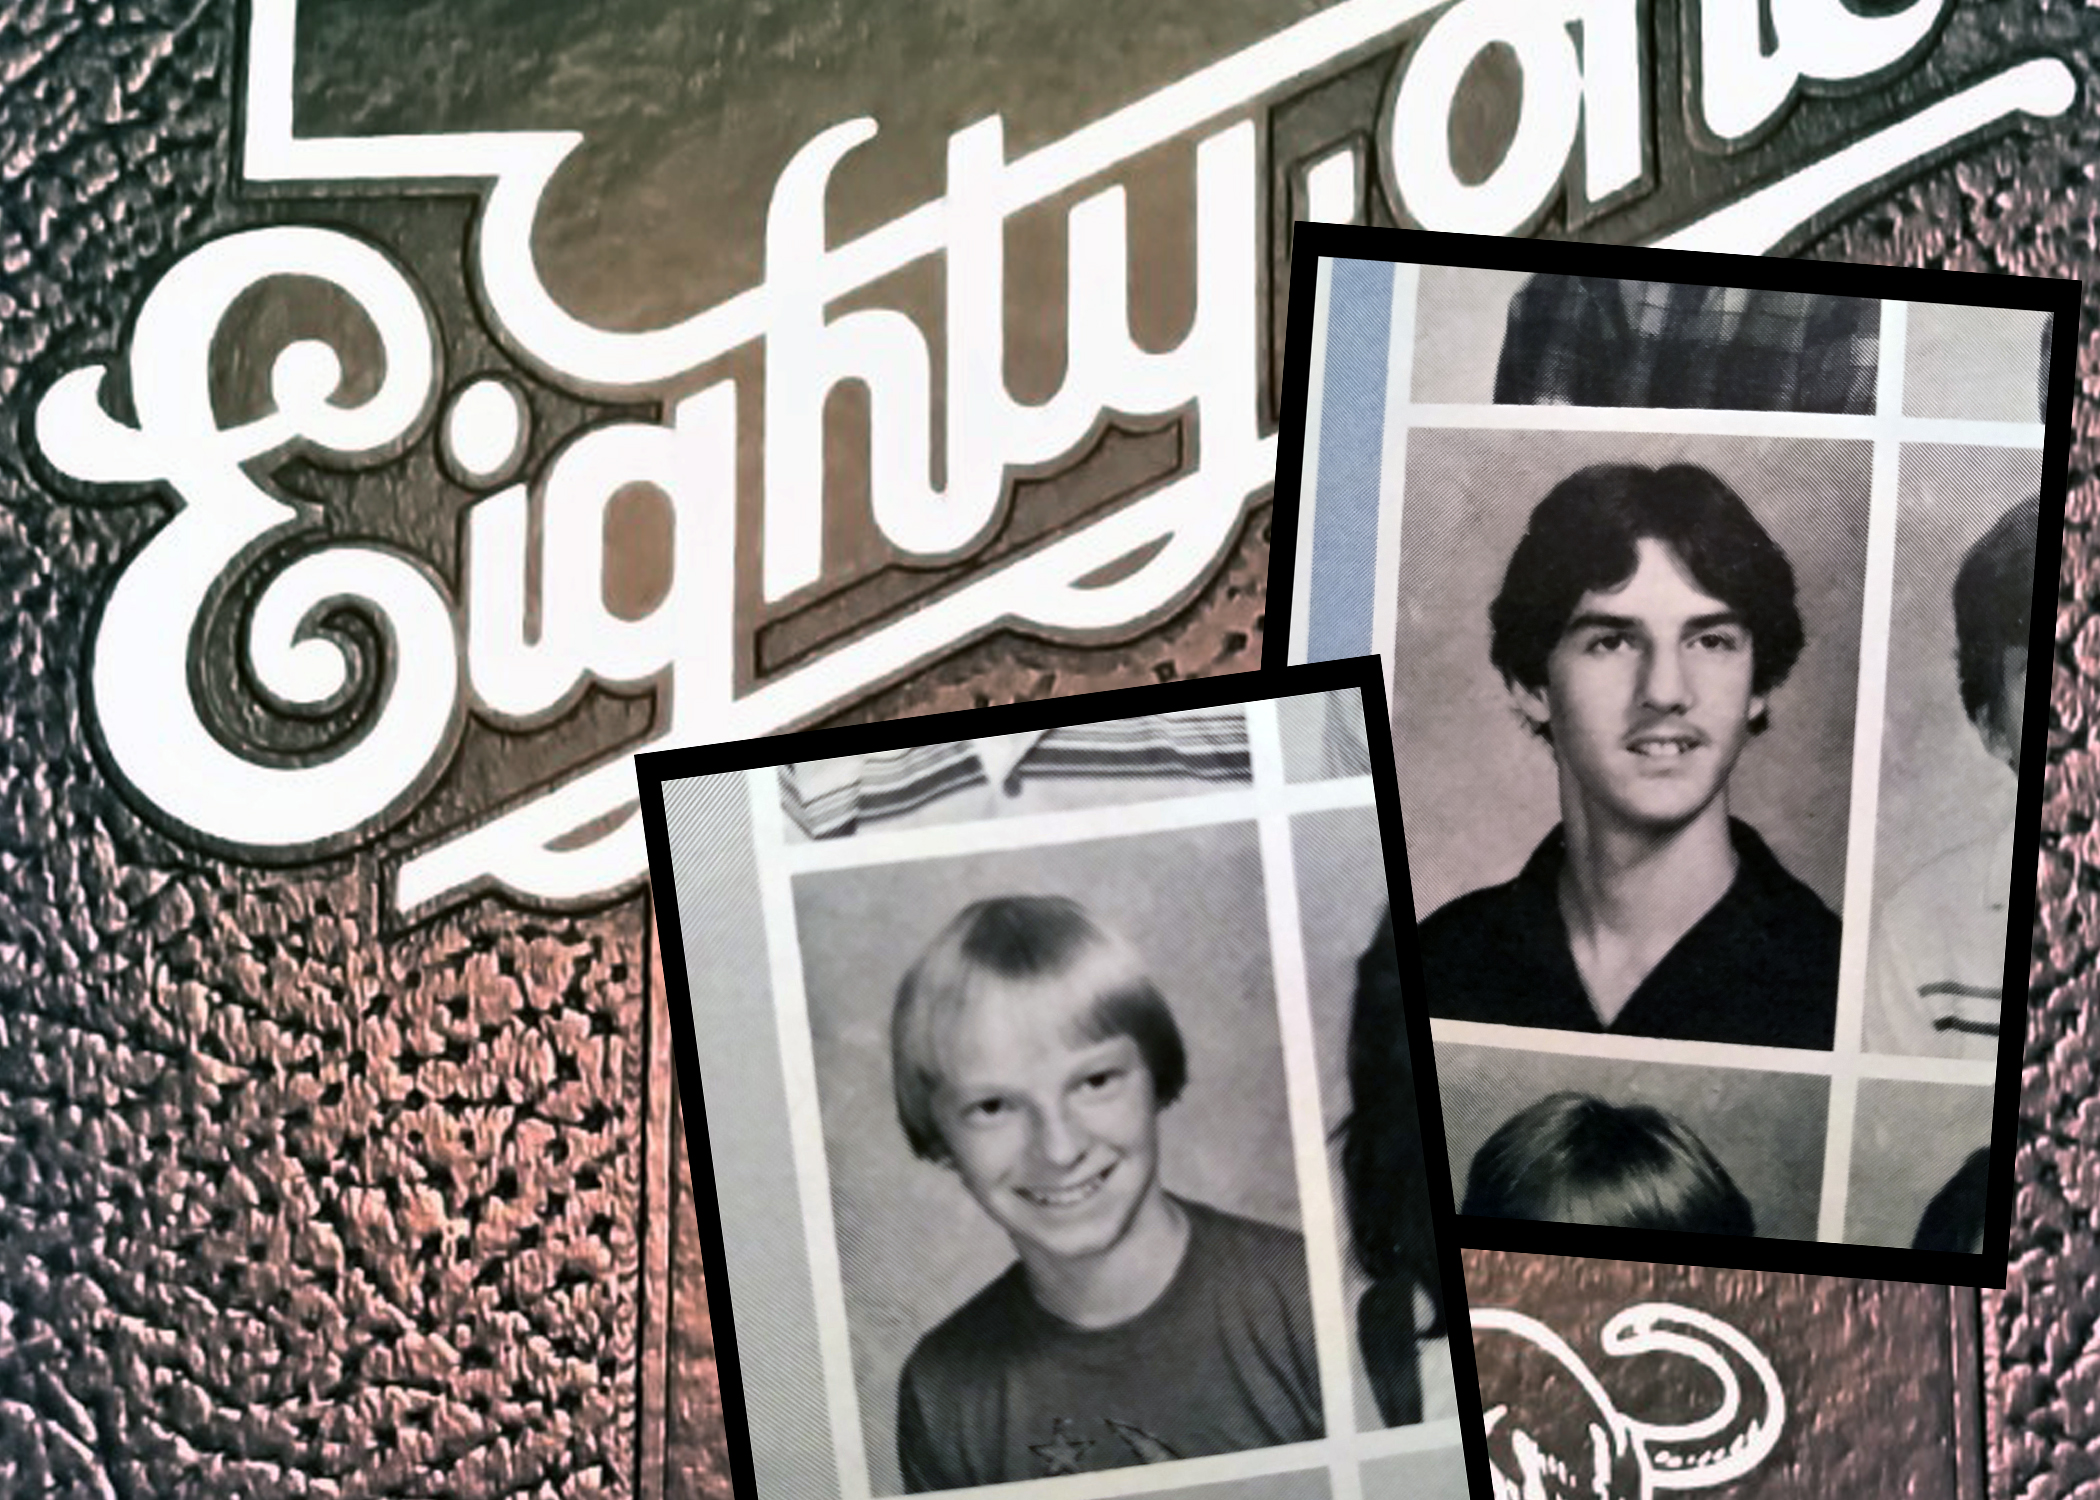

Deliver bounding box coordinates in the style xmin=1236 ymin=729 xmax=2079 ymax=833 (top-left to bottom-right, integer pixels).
xmin=937 ymin=1031 xmax=1134 ymax=1091
xmin=1563 ymin=609 xmax=1746 ymax=637
xmin=1058 ymin=1015 xmax=1128 ymax=1051
xmin=1564 ymin=611 xmax=1640 ymax=635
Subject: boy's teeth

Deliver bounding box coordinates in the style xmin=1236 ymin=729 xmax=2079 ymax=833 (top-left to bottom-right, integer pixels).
xmin=1024 ymin=1171 xmax=1106 ymax=1206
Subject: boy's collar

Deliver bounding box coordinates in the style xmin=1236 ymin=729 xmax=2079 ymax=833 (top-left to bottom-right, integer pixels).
xmin=971 ymin=731 xmax=1051 ymax=790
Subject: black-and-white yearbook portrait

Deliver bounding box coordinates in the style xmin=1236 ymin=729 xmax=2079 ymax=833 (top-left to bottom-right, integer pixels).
xmin=1390 ymin=429 xmax=1867 ymax=1054
xmin=1866 ymin=444 xmax=2043 ymax=1061
xmin=1293 ymin=807 xmax=1454 ymax=1433
xmin=1412 ymin=267 xmax=1880 ymax=414
xmin=1845 ymin=1079 xmax=1995 ymax=1251
xmin=795 ymin=827 xmax=1313 ymax=1494
xmin=1279 ymin=689 xmax=1375 ymax=784
xmin=779 ymin=707 xmax=1255 ymax=841
xmin=636 ymin=667 xmax=1477 ymax=1500
xmin=1435 ymin=1047 xmax=1831 ymax=1243
xmin=1278 ymin=226 xmax=2069 ymax=1277
xmin=1904 ymin=301 xmax=2055 ymax=423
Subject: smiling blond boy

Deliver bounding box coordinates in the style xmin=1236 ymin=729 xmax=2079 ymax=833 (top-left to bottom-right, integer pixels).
xmin=889 ymin=896 xmax=1321 ymax=1492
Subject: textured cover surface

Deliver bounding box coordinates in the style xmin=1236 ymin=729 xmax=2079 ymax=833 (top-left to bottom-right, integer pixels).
xmin=0 ymin=4 xmax=1264 ymax=1496
xmin=0 ymin=3 xmax=2091 ymax=1499
xmin=1464 ymin=1250 xmax=1974 ymax=1500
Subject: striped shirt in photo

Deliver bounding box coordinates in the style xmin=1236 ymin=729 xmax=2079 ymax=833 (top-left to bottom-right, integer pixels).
xmin=780 ymin=709 xmax=1252 ymax=839
xmin=1863 ymin=826 xmax=2013 ymax=1060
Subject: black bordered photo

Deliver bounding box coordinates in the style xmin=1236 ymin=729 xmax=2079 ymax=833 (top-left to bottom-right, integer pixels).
xmin=635 ymin=662 xmax=1483 ymax=1500
xmin=1268 ymin=224 xmax=2075 ymax=1285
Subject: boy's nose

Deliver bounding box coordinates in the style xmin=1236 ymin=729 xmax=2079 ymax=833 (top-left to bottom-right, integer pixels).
xmin=1033 ymin=1105 xmax=1089 ymax=1171
xmin=1641 ymin=643 xmax=1693 ymax=712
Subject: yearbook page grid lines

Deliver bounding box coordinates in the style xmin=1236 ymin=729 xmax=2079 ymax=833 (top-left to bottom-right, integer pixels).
xmin=1288 ymin=253 xmax=2050 ymax=1259
xmin=654 ymin=692 xmax=1469 ymax=1500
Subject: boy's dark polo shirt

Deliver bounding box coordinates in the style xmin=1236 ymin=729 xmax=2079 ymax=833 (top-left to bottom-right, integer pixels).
xmin=1418 ymin=819 xmax=1842 ymax=1051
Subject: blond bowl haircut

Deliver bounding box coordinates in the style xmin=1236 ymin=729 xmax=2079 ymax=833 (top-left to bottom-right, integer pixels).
xmin=891 ymin=896 xmax=1189 ymax=1164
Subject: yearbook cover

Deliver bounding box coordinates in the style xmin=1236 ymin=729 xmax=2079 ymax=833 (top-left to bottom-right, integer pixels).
xmin=0 ymin=2 xmax=2095 ymax=1497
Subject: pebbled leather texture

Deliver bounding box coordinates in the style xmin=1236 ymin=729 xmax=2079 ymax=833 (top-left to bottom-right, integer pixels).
xmin=1464 ymin=1250 xmax=1973 ymax=1500
xmin=0 ymin=4 xmax=1263 ymax=1497
xmin=0 ymin=2 xmax=2091 ymax=1498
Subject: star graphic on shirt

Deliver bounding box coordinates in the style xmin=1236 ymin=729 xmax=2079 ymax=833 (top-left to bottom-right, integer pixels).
xmin=1029 ymin=1418 xmax=1094 ymax=1475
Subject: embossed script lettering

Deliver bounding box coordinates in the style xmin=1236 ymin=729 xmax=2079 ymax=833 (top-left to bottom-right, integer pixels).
xmin=31 ymin=0 xmax=2074 ymax=912
xmin=1474 ymin=1303 xmax=1786 ymax=1500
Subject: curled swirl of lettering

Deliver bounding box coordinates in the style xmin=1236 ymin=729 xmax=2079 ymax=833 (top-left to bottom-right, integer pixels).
xmin=1473 ymin=1303 xmax=1785 ymax=1500
xmin=34 ymin=227 xmax=457 ymax=854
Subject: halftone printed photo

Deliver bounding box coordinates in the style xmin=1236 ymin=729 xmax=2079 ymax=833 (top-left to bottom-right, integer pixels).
xmin=637 ymin=664 xmax=1476 ymax=1500
xmin=778 ymin=710 xmax=1255 ymax=842
xmin=797 ymin=826 xmax=1312 ymax=1495
xmin=1846 ymin=1079 xmax=1995 ymax=1252
xmin=1276 ymin=227 xmax=2071 ymax=1285
xmin=1863 ymin=447 xmax=2045 ymax=1066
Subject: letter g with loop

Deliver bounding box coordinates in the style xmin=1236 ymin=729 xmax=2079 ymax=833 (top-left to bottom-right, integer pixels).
xmin=34 ymin=226 xmax=459 ymax=857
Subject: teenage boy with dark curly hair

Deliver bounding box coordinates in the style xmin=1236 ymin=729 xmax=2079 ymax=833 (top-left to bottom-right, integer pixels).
xmin=1418 ymin=462 xmax=1842 ymax=1050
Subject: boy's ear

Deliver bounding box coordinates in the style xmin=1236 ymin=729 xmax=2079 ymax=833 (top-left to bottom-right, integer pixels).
xmin=1510 ymin=676 xmax=1552 ymax=733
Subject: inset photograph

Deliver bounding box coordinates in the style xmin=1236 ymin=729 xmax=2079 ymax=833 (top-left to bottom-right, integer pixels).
xmin=779 ymin=706 xmax=1252 ymax=839
xmin=1392 ymin=430 xmax=1869 ymax=1051
xmin=1434 ymin=1046 xmax=1830 ymax=1243
xmin=1278 ymin=225 xmax=2068 ymax=1283
xmin=640 ymin=663 xmax=1477 ymax=1499
xmin=794 ymin=824 xmax=1319 ymax=1493
xmin=1865 ymin=446 xmax=2043 ymax=1059
xmin=1413 ymin=266 xmax=1880 ymax=412
xmin=1846 ymin=1079 xmax=1995 ymax=1251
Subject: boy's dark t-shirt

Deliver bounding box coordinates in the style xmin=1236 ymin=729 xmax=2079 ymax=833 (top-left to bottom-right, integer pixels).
xmin=896 ymin=1198 xmax=1323 ymax=1491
